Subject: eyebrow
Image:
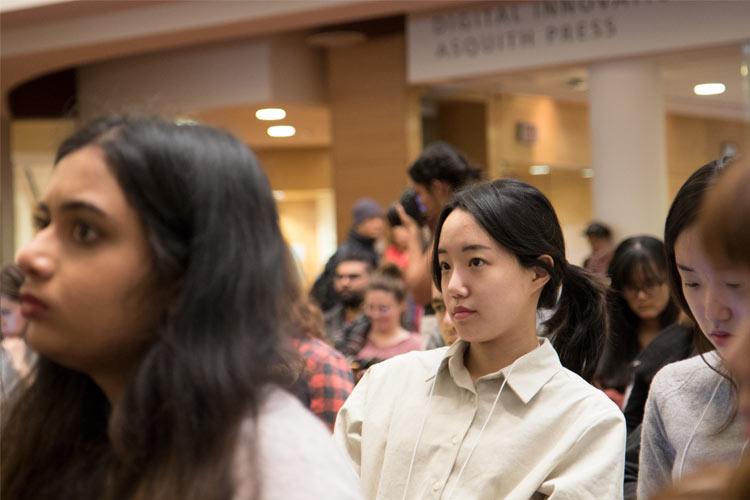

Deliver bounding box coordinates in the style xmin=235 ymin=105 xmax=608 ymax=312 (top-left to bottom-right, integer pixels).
xmin=37 ymin=200 xmax=108 ymax=218
xmin=437 ymin=244 xmax=492 ymax=254
xmin=677 ymin=264 xmax=695 ymax=272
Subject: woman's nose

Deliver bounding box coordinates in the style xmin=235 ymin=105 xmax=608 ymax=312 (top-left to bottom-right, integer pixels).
xmin=16 ymin=231 xmax=55 ymax=282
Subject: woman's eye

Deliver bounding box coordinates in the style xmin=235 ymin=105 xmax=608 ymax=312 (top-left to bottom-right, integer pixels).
xmin=468 ymin=258 xmax=485 ymax=267
xmin=72 ymin=221 xmax=100 ymax=244
xmin=726 ymin=283 xmax=742 ymax=289
xmin=439 ymin=261 xmax=450 ymax=271
xmin=32 ymin=214 xmax=50 ymax=231
xmin=683 ymin=282 xmax=699 ymax=289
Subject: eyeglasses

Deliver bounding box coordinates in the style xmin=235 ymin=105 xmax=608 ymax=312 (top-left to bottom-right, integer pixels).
xmin=364 ymin=304 xmax=393 ymax=315
xmin=623 ymin=282 xmax=664 ymax=296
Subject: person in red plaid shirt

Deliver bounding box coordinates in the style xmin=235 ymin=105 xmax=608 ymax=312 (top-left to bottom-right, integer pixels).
xmin=289 ymin=298 xmax=354 ymax=432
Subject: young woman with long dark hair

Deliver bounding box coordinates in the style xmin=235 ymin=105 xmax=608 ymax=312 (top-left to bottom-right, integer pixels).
xmin=0 ymin=116 xmax=361 ymax=500
xmin=638 ymin=159 xmax=749 ymax=499
xmin=335 ymin=179 xmax=624 ymax=499
xmin=596 ymin=236 xmax=679 ymax=407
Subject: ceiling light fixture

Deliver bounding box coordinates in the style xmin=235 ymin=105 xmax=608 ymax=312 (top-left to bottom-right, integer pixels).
xmin=256 ymin=108 xmax=287 ymax=121
xmin=267 ymin=125 xmax=296 ymax=138
xmin=529 ymin=165 xmax=551 ymax=176
xmin=693 ymin=83 xmax=726 ymax=96
xmin=581 ymin=168 xmax=594 ymax=179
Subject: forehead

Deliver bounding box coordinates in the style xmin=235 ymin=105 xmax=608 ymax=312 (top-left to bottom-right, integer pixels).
xmin=336 ymin=260 xmax=368 ymax=274
xmin=674 ymin=226 xmax=707 ymax=266
xmin=438 ymin=210 xmax=496 ymax=250
xmin=45 ymin=146 xmax=125 ymax=209
xmin=365 ymin=289 xmax=397 ymax=302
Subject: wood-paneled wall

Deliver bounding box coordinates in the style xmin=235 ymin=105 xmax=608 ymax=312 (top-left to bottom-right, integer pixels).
xmin=328 ymin=35 xmax=421 ymax=242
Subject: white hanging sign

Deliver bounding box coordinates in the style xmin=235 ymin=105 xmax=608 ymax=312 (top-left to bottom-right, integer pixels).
xmin=407 ymin=0 xmax=750 ymax=83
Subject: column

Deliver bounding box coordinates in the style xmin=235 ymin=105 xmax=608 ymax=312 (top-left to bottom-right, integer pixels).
xmin=588 ymin=60 xmax=668 ymax=239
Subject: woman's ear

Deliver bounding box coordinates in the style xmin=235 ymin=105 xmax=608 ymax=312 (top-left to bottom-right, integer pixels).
xmin=531 ymin=255 xmax=553 ymax=290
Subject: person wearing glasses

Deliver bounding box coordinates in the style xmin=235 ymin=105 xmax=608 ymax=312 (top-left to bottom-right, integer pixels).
xmin=595 ymin=236 xmax=679 ymax=409
xmin=354 ymin=271 xmax=422 ymax=365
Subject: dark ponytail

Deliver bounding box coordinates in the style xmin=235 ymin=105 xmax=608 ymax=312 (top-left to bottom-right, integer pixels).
xmin=432 ymin=179 xmax=607 ymax=382
xmin=544 ymin=263 xmax=607 ymax=382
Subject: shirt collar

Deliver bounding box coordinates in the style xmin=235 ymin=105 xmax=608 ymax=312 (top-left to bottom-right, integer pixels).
xmin=427 ymin=338 xmax=562 ymax=404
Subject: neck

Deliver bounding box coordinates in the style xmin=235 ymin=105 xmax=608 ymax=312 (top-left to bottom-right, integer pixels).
xmin=92 ymin=370 xmax=129 ymax=407
xmin=464 ymin=318 xmax=539 ymax=380
xmin=344 ymin=307 xmax=361 ymax=323
xmin=639 ymin=318 xmax=662 ymax=348
xmin=369 ymin=326 xmax=407 ymax=346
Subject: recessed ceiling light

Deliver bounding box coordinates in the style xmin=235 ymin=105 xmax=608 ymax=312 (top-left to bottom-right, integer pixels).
xmin=256 ymin=108 xmax=287 ymax=121
xmin=267 ymin=125 xmax=296 ymax=138
xmin=529 ymin=165 xmax=550 ymax=176
xmin=581 ymin=168 xmax=594 ymax=179
xmin=693 ymin=83 xmax=726 ymax=96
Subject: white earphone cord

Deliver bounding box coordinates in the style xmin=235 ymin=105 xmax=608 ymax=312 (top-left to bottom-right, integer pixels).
xmin=678 ymin=377 xmax=750 ymax=479
xmin=401 ymin=359 xmax=517 ymax=500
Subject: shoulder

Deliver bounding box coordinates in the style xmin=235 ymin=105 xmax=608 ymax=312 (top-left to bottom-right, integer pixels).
xmin=554 ymin=367 xmax=624 ymax=420
xmin=649 ymin=353 xmax=724 ymax=402
xmin=236 ymin=388 xmax=362 ymax=499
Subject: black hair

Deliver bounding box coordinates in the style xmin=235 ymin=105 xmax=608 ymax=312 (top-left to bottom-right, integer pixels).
xmin=596 ymin=236 xmax=678 ymax=391
xmin=1 ymin=263 xmax=24 ymax=301
xmin=334 ymin=248 xmax=376 ymax=272
xmin=431 ymin=179 xmax=607 ymax=382
xmin=2 ymin=116 xmax=291 ymax=500
xmin=407 ymin=141 xmax=482 ymax=190
xmin=584 ymin=222 xmax=612 ymax=239
xmin=367 ymin=268 xmax=406 ymax=303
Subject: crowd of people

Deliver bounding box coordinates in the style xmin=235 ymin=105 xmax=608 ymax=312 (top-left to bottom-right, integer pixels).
xmin=0 ymin=114 xmax=748 ymax=500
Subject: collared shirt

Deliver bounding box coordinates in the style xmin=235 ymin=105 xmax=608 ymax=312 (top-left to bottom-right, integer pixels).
xmin=334 ymin=338 xmax=625 ymax=500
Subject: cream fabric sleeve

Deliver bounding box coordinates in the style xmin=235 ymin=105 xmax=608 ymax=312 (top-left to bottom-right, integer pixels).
xmin=334 ymin=367 xmax=372 ymax=476
xmin=637 ymin=384 xmax=674 ymax=500
xmin=537 ymin=410 xmax=626 ymax=500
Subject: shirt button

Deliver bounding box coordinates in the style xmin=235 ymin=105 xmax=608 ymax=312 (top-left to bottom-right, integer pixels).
xmin=432 ymin=481 xmax=441 ymax=491
xmin=451 ymin=435 xmax=459 ymax=445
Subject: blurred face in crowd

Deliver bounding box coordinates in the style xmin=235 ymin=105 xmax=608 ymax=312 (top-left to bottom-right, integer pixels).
xmin=622 ymin=267 xmax=671 ymax=322
xmin=413 ymin=180 xmax=451 ymax=224
xmin=334 ymin=260 xmax=371 ymax=308
xmin=674 ymin=225 xmax=749 ymax=356
xmin=364 ymin=289 xmax=403 ymax=335
xmin=15 ymin=146 xmax=162 ymax=388
xmin=0 ymin=294 xmax=26 ymax=338
xmin=357 ymin=216 xmax=385 ymax=240
xmin=431 ymin=283 xmax=457 ymax=346
xmin=390 ymin=225 xmax=409 ymax=250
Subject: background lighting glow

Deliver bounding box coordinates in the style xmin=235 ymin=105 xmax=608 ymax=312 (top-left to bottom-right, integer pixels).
xmin=267 ymin=125 xmax=296 ymax=138
xmin=255 ymin=108 xmax=287 ymax=120
xmin=693 ymin=83 xmax=726 ymax=96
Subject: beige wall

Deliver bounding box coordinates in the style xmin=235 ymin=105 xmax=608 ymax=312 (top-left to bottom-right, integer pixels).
xmin=328 ymin=34 xmax=421 ymax=242
xmin=486 ymin=93 xmax=748 ymax=263
xmin=435 ymin=100 xmax=488 ymax=169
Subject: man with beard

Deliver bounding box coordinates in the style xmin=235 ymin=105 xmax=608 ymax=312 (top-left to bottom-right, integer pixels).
xmin=324 ymin=251 xmax=374 ymax=358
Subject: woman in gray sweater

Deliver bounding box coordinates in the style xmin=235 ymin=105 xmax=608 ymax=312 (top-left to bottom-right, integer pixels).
xmin=638 ymin=159 xmax=749 ymax=499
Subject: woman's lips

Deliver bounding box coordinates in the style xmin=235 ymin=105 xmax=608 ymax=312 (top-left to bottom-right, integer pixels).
xmin=452 ymin=307 xmax=476 ymax=321
xmin=709 ymin=330 xmax=733 ymax=348
xmin=19 ymin=292 xmax=49 ymax=319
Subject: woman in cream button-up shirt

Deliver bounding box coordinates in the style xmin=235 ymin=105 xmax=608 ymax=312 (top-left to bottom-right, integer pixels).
xmin=335 ymin=179 xmax=625 ymax=499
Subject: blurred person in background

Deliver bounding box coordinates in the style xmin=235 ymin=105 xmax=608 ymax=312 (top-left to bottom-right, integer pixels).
xmin=596 ymin=236 xmax=679 ymax=409
xmin=1 ymin=264 xmax=36 ymax=399
xmin=583 ymin=221 xmax=615 ymax=277
xmin=354 ymin=270 xmax=422 ymax=368
xmin=283 ymin=253 xmax=354 ymax=432
xmin=311 ymin=198 xmax=384 ymax=312
xmin=324 ymin=250 xmax=373 ymax=358
xmin=396 ymin=141 xmax=482 ymax=305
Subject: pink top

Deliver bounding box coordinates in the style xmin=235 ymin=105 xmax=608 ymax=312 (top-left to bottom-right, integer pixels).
xmin=356 ymin=333 xmax=422 ymax=362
